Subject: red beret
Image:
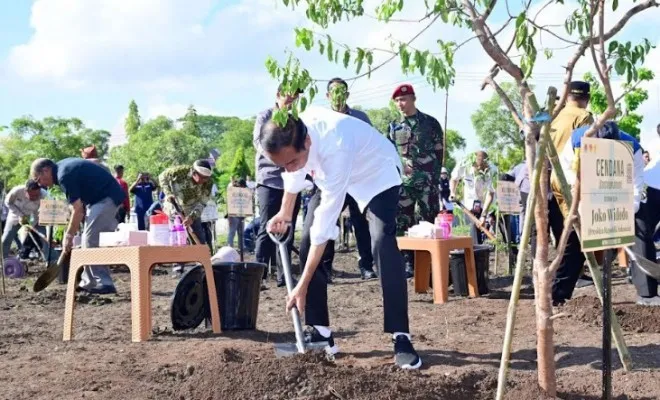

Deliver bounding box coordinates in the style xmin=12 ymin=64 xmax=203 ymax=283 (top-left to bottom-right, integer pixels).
xmin=392 ymin=84 xmax=415 ymax=99
xmin=81 ymin=145 xmax=98 ymax=159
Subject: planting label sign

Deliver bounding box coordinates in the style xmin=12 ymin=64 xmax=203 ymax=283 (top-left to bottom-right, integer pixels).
xmin=579 ymin=137 xmax=635 ymax=251
xmin=227 ymin=187 xmax=253 ymax=217
xmin=496 ymin=181 xmax=522 ymax=214
xmin=38 ymin=199 xmax=70 ymax=225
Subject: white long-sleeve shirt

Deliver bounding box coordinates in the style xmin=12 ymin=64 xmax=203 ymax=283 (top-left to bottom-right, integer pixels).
xmin=644 ymin=155 xmax=660 ymax=190
xmin=282 ymin=106 xmax=402 ymax=245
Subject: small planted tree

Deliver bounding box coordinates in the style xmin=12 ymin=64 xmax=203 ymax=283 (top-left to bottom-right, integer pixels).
xmin=265 ymin=0 xmax=658 ymax=397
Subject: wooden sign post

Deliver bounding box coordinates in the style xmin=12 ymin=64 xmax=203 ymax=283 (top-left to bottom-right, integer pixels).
xmin=579 ymin=137 xmax=635 ymax=400
xmin=226 ymin=187 xmax=254 ymax=261
xmin=38 ymin=199 xmax=71 ymax=284
xmin=496 ymin=181 xmax=522 ymax=274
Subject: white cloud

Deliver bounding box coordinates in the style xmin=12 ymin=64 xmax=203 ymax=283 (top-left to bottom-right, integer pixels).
xmin=6 ymin=0 xmax=660 ymax=159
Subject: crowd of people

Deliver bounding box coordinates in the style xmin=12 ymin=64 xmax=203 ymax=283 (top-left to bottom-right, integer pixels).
xmin=2 ymin=77 xmax=659 ymax=371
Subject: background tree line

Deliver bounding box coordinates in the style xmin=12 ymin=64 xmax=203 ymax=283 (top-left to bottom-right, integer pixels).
xmin=0 ymin=100 xmax=467 ymax=199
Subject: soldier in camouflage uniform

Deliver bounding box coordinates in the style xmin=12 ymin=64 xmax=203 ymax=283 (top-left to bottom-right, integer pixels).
xmin=159 ymin=159 xmax=214 ymax=249
xmin=388 ymin=84 xmax=444 ymax=278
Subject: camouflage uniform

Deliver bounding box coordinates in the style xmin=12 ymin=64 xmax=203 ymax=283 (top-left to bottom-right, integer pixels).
xmin=388 ymin=110 xmax=444 ymax=235
xmin=159 ymin=165 xmax=213 ymax=220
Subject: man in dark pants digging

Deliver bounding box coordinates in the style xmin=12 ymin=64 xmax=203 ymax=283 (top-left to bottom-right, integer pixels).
xmin=30 ymin=157 xmax=126 ymax=294
xmin=252 ymin=85 xmax=303 ymax=288
xmin=260 ymin=106 xmax=421 ymax=370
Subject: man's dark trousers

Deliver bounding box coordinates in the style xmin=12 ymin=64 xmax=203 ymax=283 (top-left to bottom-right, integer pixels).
xmin=304 ymin=185 xmax=409 ymax=333
xmin=255 ymin=185 xmax=301 ymax=281
xmin=549 ymin=196 xmax=585 ymax=303
xmin=299 ymin=187 xmax=375 ymax=277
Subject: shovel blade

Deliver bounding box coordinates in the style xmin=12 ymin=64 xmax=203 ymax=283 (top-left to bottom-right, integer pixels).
xmin=273 ymin=341 xmax=329 ymax=358
xmin=625 ymin=248 xmax=660 ymax=280
xmin=635 ymin=256 xmax=660 ymax=280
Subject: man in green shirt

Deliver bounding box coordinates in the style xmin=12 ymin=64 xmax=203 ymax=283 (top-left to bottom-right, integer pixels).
xmin=159 ymin=159 xmax=214 ymax=247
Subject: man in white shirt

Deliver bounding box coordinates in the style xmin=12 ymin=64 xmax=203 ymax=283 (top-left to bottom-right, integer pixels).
xmin=449 ymin=151 xmax=497 ymax=244
xmin=2 ymin=179 xmax=48 ymax=258
xmin=639 ymin=145 xmax=660 ymax=305
xmin=259 ymin=106 xmax=421 ymax=370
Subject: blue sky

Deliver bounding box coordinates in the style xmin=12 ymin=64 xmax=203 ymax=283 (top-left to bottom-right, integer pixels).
xmin=1 ymin=0 xmax=659 ymax=154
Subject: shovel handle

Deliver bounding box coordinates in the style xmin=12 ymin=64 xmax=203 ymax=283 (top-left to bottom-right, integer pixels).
xmin=274 ymin=237 xmax=306 ymax=354
xmin=454 ymin=200 xmax=497 ymax=241
xmin=168 ymin=198 xmax=201 ymax=245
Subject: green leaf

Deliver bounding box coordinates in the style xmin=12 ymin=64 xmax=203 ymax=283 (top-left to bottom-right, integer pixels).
xmin=612 ymin=0 xmax=618 ymax=11
xmin=300 ymin=96 xmax=308 ymax=111
xmin=615 ymin=58 xmax=627 ymax=75
xmin=355 ymin=48 xmax=365 ymax=73
xmin=516 ymin=12 xmax=526 ymax=29
xmin=544 ymin=48 xmax=553 ymax=59
xmin=343 ymin=50 xmax=350 ymax=68
xmin=365 ymin=51 xmax=373 ymax=66
xmin=608 ymin=40 xmax=618 ymax=53
xmin=318 ymin=40 xmax=325 ymax=55
xmin=326 ymin=36 xmax=334 ymax=62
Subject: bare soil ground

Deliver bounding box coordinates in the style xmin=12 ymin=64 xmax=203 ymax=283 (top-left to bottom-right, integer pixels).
xmin=1 ymin=248 xmax=659 ymax=400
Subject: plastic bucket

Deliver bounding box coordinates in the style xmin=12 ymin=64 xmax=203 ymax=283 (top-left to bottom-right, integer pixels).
xmin=449 ymin=245 xmax=491 ymax=296
xmin=148 ymin=212 xmax=170 ymax=245
xmin=207 ymin=261 xmax=266 ymax=330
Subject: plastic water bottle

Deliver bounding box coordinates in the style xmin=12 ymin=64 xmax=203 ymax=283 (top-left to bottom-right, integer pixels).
xmin=170 ymin=216 xmax=187 ymax=246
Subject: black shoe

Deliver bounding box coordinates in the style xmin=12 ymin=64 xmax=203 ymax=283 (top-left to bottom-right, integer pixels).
xmin=304 ymin=326 xmax=339 ymax=355
xmin=404 ymin=265 xmax=414 ymax=279
xmin=575 ymin=278 xmax=594 ymax=288
xmin=393 ymin=334 xmax=422 ymax=370
xmin=277 ymin=277 xmax=298 ymax=288
xmin=361 ymin=269 xmax=377 ymax=280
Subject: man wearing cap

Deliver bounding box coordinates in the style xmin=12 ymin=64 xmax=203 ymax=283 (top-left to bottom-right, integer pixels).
xmin=260 ymin=106 xmax=422 ymax=370
xmin=551 ymin=81 xmax=594 ymax=214
xmin=30 ymin=157 xmax=126 ymax=294
xmin=556 ymin=122 xmax=653 ymax=304
xmin=159 ymin=160 xmax=214 ymax=247
xmin=300 ymin=77 xmax=377 ymax=281
xmin=389 ymin=83 xmax=444 ymax=278
xmin=252 ymin=84 xmax=303 ymax=288
xmin=548 ymin=81 xmax=594 ymax=305
xmin=2 ymin=179 xmax=49 ymax=259
xmin=81 ymin=144 xmax=112 ymax=173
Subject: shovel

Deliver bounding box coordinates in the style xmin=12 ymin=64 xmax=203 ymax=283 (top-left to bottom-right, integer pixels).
xmin=33 ymin=250 xmax=71 ymax=292
xmin=623 ymin=246 xmax=660 ymax=280
xmin=453 ymin=200 xmax=497 ymax=241
xmin=268 ymin=226 xmax=328 ymax=357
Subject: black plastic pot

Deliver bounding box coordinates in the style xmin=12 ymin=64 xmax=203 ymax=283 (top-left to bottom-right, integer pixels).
xmin=449 ymin=245 xmax=491 ymax=296
xmin=207 ymin=261 xmax=266 ymax=331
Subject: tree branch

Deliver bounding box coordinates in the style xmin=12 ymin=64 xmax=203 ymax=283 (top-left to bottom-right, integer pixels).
xmin=463 ymin=0 xmax=524 ymax=82
xmin=482 ymin=67 xmax=525 ymax=129
xmin=483 ymin=0 xmax=498 ymax=21
xmin=613 ymin=80 xmax=643 ymax=105
xmin=526 ymin=19 xmax=580 ymax=46
xmin=318 ymin=13 xmax=442 ymax=83
xmin=532 ymin=0 xmax=556 ymax=22
xmin=553 ymin=0 xmax=659 ymax=117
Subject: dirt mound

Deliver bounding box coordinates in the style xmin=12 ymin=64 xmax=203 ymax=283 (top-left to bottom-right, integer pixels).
xmin=565 ymin=296 xmax=660 ymax=334
xmin=177 ymin=349 xmax=497 ymax=400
